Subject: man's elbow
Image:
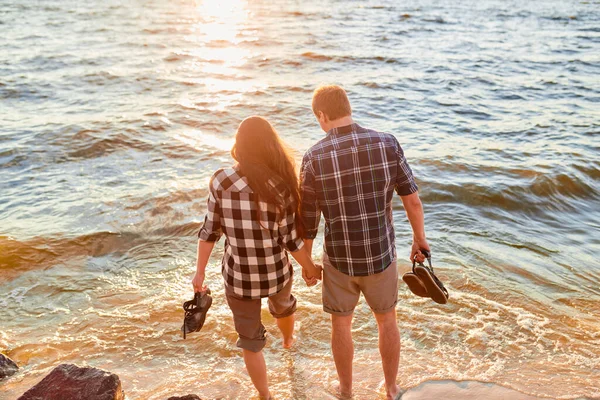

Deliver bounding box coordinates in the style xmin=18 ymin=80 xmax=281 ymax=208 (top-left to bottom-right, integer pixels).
xmin=401 ymin=191 xmax=422 ymax=209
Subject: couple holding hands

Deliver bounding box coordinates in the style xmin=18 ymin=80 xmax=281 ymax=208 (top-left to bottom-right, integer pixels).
xmin=191 ymin=85 xmax=430 ymax=400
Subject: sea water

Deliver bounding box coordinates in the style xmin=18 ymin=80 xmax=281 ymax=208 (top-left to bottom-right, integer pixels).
xmin=1 ymin=0 xmax=599 ymax=398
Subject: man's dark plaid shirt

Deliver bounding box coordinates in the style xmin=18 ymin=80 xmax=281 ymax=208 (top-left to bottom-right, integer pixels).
xmin=199 ymin=167 xmax=304 ymax=299
xmin=300 ymin=123 xmax=418 ymax=276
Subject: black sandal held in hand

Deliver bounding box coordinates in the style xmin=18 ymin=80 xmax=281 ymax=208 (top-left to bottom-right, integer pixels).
xmin=402 ymin=250 xmax=449 ymax=304
xmin=181 ymin=288 xmax=212 ymax=339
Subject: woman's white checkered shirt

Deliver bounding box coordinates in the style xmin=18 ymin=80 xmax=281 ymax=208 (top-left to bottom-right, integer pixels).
xmin=198 ymin=167 xmax=304 ymax=299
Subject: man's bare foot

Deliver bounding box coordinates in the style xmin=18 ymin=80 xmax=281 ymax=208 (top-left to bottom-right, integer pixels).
xmin=332 ymin=381 xmax=353 ymax=399
xmin=386 ymin=384 xmax=402 ymax=400
xmin=282 ymin=335 xmax=296 ymax=349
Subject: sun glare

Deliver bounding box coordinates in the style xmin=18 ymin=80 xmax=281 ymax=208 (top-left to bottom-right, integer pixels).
xmin=174 ymin=131 xmax=234 ymax=153
xmin=186 ymin=0 xmax=253 ymax=93
xmin=194 ymin=0 xmax=249 ymax=43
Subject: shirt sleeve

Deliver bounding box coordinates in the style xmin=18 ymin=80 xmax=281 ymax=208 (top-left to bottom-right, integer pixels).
xmin=299 ymin=153 xmax=321 ymax=239
xmin=394 ymin=139 xmax=419 ymax=196
xmin=198 ymin=173 xmax=223 ymax=242
xmin=278 ymin=193 xmax=304 ymax=252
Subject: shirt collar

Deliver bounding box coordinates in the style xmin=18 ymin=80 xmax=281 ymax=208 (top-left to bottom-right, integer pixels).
xmin=327 ymin=123 xmax=361 ymax=137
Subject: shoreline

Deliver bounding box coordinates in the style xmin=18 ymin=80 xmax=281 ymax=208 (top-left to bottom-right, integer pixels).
xmin=3 ymin=359 xmax=597 ymax=400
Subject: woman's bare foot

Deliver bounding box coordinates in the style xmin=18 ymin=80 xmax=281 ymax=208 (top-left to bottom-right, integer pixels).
xmin=282 ymin=335 xmax=296 ymax=349
xmin=276 ymin=313 xmax=295 ymax=349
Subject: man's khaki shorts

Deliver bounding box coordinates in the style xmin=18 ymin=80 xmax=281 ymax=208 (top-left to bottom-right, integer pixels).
xmin=225 ymin=277 xmax=296 ymax=353
xmin=322 ymin=253 xmax=398 ymax=316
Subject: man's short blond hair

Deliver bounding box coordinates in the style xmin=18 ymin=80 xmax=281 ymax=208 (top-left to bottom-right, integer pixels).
xmin=312 ymin=85 xmax=352 ymax=121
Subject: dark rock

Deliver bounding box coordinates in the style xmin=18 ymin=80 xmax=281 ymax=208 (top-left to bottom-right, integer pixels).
xmin=166 ymin=396 xmax=202 ymax=400
xmin=0 ymin=353 xmax=19 ymax=379
xmin=18 ymin=364 xmax=124 ymax=400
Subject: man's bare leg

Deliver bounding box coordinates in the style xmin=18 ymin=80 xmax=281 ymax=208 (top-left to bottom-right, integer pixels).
xmin=276 ymin=313 xmax=296 ymax=349
xmin=331 ymin=313 xmax=354 ymax=397
xmin=374 ymin=310 xmax=401 ymax=400
xmin=242 ymin=349 xmax=271 ymax=399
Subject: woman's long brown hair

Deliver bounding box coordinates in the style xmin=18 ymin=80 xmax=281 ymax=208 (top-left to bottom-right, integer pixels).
xmin=231 ymin=116 xmax=304 ymax=237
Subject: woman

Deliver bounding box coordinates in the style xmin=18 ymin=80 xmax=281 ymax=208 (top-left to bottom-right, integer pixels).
xmin=191 ymin=116 xmax=322 ymax=400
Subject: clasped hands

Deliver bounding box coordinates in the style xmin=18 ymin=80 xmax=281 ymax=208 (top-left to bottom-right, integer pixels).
xmin=302 ymin=262 xmax=323 ymax=287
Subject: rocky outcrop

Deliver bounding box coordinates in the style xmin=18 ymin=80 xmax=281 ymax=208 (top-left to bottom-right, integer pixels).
xmin=0 ymin=353 xmax=19 ymax=379
xmin=166 ymin=396 xmax=202 ymax=400
xmin=18 ymin=364 xmax=124 ymax=400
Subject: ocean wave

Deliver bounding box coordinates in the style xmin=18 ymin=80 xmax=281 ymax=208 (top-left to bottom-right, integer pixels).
xmin=164 ymin=51 xmax=229 ymax=64
xmin=0 ymin=232 xmax=141 ymax=282
xmin=0 ymin=82 xmax=55 ymax=102
xmin=298 ymin=52 xmax=406 ymax=65
xmin=577 ymin=26 xmax=600 ymax=33
xmin=357 ymin=81 xmax=396 ymax=90
xmin=496 ymin=11 xmax=532 ymax=19
xmin=0 ymin=223 xmax=201 ymax=281
xmin=19 ymin=54 xmax=71 ymax=70
xmin=453 ymin=108 xmax=494 ymax=119
xmin=205 ymin=39 xmax=234 ymax=48
xmin=280 ymin=59 xmax=303 ymax=67
xmin=301 ymin=51 xmax=334 ymax=61
xmin=422 ymin=16 xmax=448 ymax=24
xmin=56 ymin=124 xmax=231 ymax=162
xmin=143 ymin=27 xmax=193 ymax=35
xmin=286 ymin=86 xmax=313 ymax=93
xmin=542 ymin=15 xmax=578 ymax=22
xmin=418 ymin=159 xmax=540 ymax=178
xmin=77 ymin=71 xmax=122 ymax=86
xmin=501 ymin=94 xmax=527 ymax=100
xmin=63 ymin=131 xmax=154 ymax=160
xmin=529 ymin=172 xmax=598 ymax=200
xmin=420 ymin=171 xmax=598 ymax=211
xmin=164 ymin=52 xmax=193 ymax=62
xmin=573 ymin=163 xmax=600 ymax=180
xmin=281 ymin=10 xmax=327 ymax=18
xmin=125 ymin=188 xmax=208 ymax=214
xmin=203 ymin=38 xmax=282 ymax=48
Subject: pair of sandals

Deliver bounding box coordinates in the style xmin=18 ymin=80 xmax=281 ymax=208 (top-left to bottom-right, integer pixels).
xmin=181 ymin=289 xmax=213 ymax=339
xmin=402 ymin=250 xmax=449 ymax=304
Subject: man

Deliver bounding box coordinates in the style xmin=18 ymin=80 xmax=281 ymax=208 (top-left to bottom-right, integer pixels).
xmin=299 ymin=85 xmax=430 ymax=400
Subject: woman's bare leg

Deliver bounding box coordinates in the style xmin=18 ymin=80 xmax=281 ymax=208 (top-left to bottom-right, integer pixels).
xmin=276 ymin=313 xmax=296 ymax=348
xmin=242 ymin=349 xmax=271 ymax=399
